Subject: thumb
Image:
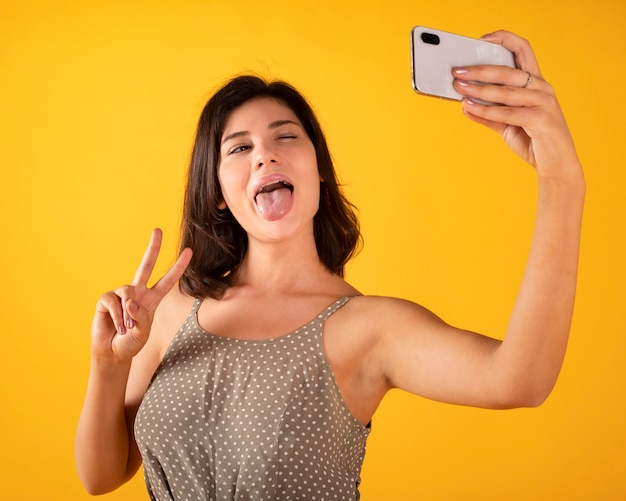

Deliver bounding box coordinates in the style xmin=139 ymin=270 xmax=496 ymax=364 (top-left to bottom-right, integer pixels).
xmin=110 ymin=299 xmax=154 ymax=360
xmin=125 ymin=299 xmax=153 ymax=346
xmin=126 ymin=298 xmax=150 ymax=327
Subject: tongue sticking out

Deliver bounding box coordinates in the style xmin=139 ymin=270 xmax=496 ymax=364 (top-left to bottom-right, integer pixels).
xmin=255 ymin=182 xmax=294 ymax=221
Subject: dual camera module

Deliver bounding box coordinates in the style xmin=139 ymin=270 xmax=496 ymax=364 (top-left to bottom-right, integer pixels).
xmin=420 ymin=32 xmax=440 ymax=45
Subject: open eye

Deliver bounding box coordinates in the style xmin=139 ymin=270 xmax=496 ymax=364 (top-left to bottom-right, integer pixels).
xmin=227 ymin=144 xmax=251 ymax=155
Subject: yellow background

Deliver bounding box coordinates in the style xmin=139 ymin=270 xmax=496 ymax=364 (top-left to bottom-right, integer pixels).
xmin=1 ymin=0 xmax=624 ymax=499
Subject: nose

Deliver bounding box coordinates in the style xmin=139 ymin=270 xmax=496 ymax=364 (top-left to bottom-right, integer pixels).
xmin=253 ymin=141 xmax=280 ymax=169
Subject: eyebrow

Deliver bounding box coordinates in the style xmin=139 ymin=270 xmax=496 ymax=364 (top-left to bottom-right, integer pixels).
xmin=221 ymin=119 xmax=302 ymax=145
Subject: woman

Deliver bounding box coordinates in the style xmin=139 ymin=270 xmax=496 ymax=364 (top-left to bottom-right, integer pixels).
xmin=75 ymin=30 xmax=585 ymax=500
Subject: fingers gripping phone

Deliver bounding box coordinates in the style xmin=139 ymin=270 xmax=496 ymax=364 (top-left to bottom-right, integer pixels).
xmin=411 ymin=26 xmax=516 ymax=101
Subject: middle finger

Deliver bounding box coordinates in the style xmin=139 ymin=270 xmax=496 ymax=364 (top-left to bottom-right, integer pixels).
xmin=453 ymin=65 xmax=544 ymax=91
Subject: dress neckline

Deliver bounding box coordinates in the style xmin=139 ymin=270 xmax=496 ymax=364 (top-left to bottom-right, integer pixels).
xmin=190 ymin=295 xmax=357 ymax=344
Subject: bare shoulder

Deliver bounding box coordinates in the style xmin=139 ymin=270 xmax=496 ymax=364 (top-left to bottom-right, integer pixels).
xmin=326 ymin=294 xmax=450 ymax=367
xmin=334 ymin=294 xmax=444 ymax=333
xmin=324 ymin=294 xmax=446 ymax=372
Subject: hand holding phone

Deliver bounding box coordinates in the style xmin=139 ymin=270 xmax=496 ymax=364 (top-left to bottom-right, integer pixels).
xmin=411 ymin=26 xmax=516 ymax=102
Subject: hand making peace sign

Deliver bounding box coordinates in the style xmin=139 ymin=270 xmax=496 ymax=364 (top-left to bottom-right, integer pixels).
xmin=91 ymin=229 xmax=193 ymax=363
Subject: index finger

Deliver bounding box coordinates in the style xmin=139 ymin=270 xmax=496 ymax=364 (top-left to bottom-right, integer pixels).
xmin=481 ymin=30 xmax=542 ymax=77
xmin=131 ymin=228 xmax=163 ymax=286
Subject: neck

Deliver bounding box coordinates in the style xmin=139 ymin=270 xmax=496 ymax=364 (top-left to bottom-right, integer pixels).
xmin=234 ymin=230 xmax=332 ymax=295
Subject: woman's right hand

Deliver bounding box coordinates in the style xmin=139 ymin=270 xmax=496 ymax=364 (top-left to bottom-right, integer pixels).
xmin=91 ymin=228 xmax=193 ymax=363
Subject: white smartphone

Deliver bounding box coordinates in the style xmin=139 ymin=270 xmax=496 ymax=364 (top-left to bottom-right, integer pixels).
xmin=410 ymin=26 xmax=516 ymax=101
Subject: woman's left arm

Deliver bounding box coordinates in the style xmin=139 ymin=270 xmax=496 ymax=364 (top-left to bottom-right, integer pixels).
xmin=449 ymin=30 xmax=585 ymax=405
xmin=368 ymin=31 xmax=585 ymax=411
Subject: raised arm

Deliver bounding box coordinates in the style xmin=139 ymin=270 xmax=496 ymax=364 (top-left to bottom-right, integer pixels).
xmin=75 ymin=229 xmax=192 ymax=494
xmin=374 ymin=31 xmax=584 ymax=409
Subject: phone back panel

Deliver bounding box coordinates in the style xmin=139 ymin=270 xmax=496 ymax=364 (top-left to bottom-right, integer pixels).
xmin=411 ymin=27 xmax=516 ymax=101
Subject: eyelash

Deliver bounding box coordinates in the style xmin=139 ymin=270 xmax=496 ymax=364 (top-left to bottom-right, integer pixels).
xmin=226 ymin=134 xmax=297 ymax=156
xmin=228 ymin=145 xmax=250 ymax=155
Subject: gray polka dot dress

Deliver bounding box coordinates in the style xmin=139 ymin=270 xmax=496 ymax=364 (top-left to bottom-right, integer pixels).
xmin=134 ymin=296 xmax=370 ymax=500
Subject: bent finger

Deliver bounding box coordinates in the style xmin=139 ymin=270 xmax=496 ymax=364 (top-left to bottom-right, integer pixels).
xmin=453 ymin=78 xmax=549 ymax=108
xmin=454 ymin=65 xmax=550 ymax=94
xmin=115 ymin=284 xmax=137 ymax=331
xmin=461 ymin=98 xmax=538 ymax=130
xmin=115 ymin=298 xmax=153 ymax=356
xmin=95 ymin=291 xmax=126 ymax=335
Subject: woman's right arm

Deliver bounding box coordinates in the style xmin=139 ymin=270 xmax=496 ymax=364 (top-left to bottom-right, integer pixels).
xmin=74 ymin=352 xmax=142 ymax=494
xmin=74 ymin=229 xmax=192 ymax=494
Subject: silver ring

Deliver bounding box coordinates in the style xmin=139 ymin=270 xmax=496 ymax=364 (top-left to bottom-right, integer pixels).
xmin=523 ymin=71 xmax=534 ymax=88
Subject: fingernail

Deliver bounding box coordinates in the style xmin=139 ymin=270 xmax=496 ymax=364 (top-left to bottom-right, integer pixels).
xmin=453 ymin=67 xmax=469 ymax=75
xmin=463 ymin=97 xmax=477 ymax=105
xmin=127 ymin=318 xmax=136 ymax=330
xmin=456 ymin=79 xmax=470 ymax=87
xmin=480 ymin=33 xmax=493 ymax=39
xmin=118 ymin=325 xmax=127 ymax=335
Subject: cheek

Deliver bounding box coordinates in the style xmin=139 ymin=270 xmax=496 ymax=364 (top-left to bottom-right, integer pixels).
xmin=218 ymin=166 xmax=249 ymax=211
xmin=217 ymin=167 xmax=235 ymax=197
xmin=216 ymin=169 xmax=232 ymax=208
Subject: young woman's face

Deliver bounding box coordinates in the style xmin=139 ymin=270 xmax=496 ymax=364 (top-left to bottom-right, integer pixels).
xmin=218 ymin=97 xmax=320 ymax=244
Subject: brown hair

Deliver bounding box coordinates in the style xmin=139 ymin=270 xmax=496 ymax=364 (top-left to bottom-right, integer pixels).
xmin=179 ymin=75 xmax=361 ymax=299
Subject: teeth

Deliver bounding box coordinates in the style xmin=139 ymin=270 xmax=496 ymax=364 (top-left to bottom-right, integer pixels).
xmin=257 ymin=180 xmax=293 ymax=195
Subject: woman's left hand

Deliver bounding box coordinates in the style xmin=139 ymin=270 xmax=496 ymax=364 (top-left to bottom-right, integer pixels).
xmin=452 ymin=30 xmax=581 ymax=182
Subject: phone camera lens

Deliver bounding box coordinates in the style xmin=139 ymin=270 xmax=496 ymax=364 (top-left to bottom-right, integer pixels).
xmin=421 ymin=32 xmax=440 ymax=45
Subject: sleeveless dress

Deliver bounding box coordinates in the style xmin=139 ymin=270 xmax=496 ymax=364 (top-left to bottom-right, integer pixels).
xmin=134 ymin=296 xmax=370 ymax=500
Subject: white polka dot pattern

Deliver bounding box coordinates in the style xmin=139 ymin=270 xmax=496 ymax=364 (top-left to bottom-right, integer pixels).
xmin=134 ymin=296 xmax=370 ymax=500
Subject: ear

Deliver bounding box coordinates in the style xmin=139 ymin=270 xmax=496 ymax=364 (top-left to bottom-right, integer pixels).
xmin=218 ymin=199 xmax=227 ymax=210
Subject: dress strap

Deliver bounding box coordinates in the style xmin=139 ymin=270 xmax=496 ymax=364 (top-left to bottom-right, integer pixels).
xmin=190 ymin=297 xmax=203 ymax=315
xmin=317 ymin=296 xmax=356 ymax=323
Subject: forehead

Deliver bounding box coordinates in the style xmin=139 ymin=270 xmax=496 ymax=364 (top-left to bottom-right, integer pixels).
xmin=222 ymin=97 xmax=301 ymax=134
